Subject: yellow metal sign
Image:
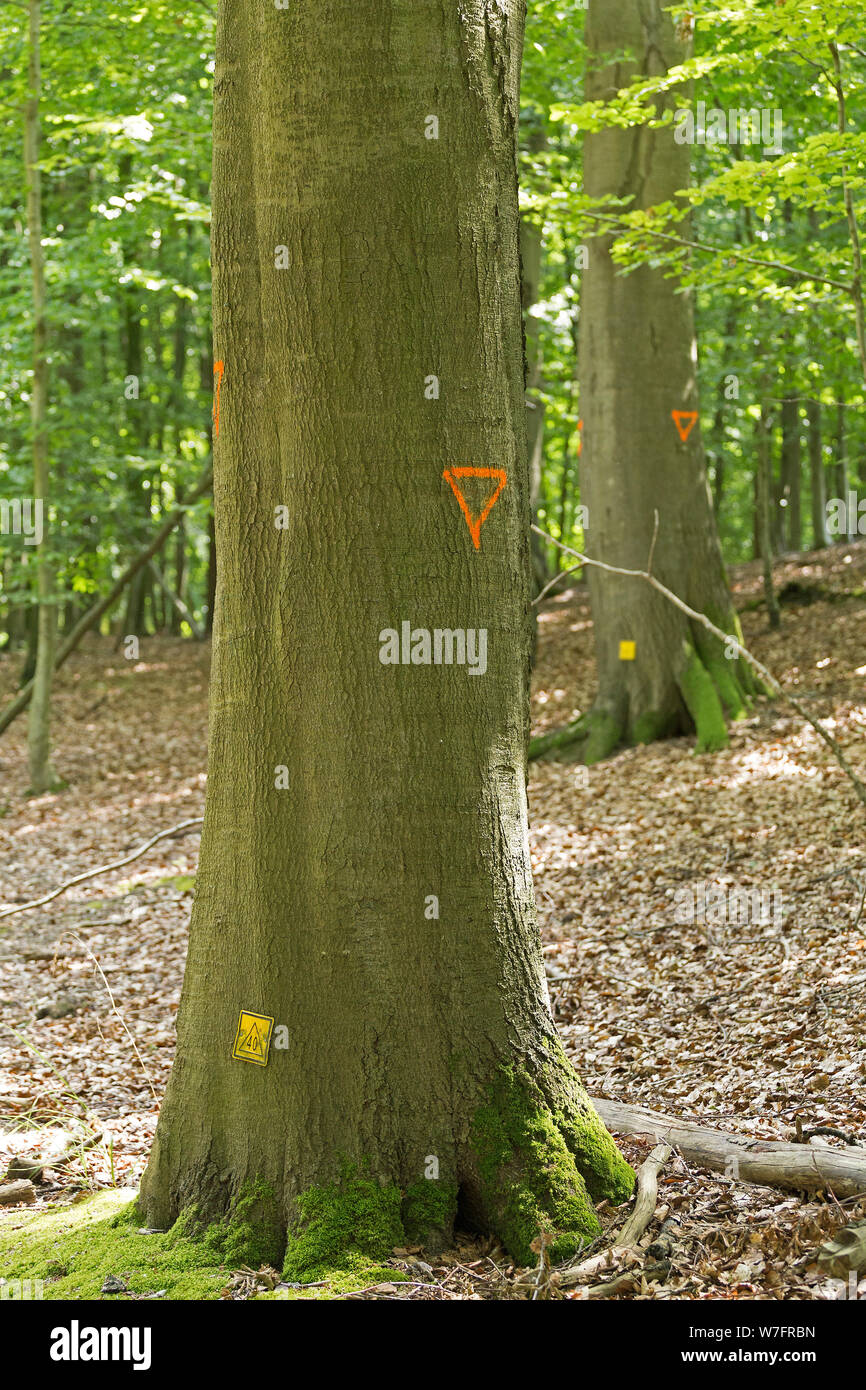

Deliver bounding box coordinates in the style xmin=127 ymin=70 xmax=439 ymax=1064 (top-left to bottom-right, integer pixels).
xmin=232 ymin=1010 xmax=274 ymax=1066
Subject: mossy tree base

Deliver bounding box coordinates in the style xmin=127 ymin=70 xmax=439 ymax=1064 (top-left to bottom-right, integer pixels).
xmin=0 ymin=1057 xmax=635 ymax=1300
xmin=136 ymin=1040 xmax=634 ymax=1282
xmin=466 ymin=1055 xmax=634 ymax=1265
xmin=529 ymin=619 xmax=770 ymax=764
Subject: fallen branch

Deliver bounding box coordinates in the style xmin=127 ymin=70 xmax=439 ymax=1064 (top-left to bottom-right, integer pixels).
xmin=559 ymin=1143 xmax=672 ymax=1286
xmin=578 ymin=1258 xmax=670 ymax=1299
xmin=592 ymin=1098 xmax=866 ymax=1199
xmin=147 ymin=560 xmax=205 ymax=640
xmin=0 ymin=817 xmax=203 ymax=921
xmin=528 ymin=522 xmax=866 ymax=814
xmin=0 ymin=465 xmax=213 ymax=738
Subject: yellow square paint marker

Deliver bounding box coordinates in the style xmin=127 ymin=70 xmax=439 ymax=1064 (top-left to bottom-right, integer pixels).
xmin=232 ymin=1010 xmax=274 ymax=1066
xmin=619 ymin=640 xmax=636 ymax=661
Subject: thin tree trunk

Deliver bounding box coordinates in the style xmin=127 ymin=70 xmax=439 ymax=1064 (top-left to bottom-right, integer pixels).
xmin=24 ymin=0 xmax=57 ymax=793
xmin=780 ymin=391 xmax=802 ymax=551
xmin=521 ymin=178 xmax=550 ymax=605
xmin=205 ymin=509 xmax=216 ymax=637
xmin=139 ymin=0 xmax=633 ymax=1271
xmin=807 ymin=398 xmax=828 ymax=549
xmin=833 ymin=337 xmax=849 ymax=535
xmin=756 ymin=394 xmax=780 ymax=629
xmin=202 ymin=351 xmax=217 ymax=638
xmin=148 ymin=560 xmax=203 ymax=639
xmin=710 ymin=302 xmax=738 ymax=518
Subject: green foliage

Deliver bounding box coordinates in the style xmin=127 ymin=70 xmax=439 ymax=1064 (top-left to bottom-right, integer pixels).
xmin=519 ymin=0 xmax=866 ymax=571
xmin=0 ymin=1 xmax=216 ymax=647
xmin=2 ymin=0 xmax=860 ymax=641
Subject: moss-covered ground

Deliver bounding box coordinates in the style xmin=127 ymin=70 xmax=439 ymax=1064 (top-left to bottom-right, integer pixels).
xmin=0 ymin=1187 xmax=409 ymax=1301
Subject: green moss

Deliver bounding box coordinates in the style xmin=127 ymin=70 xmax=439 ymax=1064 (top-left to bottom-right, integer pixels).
xmin=146 ymin=873 xmax=196 ymax=892
xmin=539 ymin=1040 xmax=635 ymax=1205
xmin=196 ymin=1178 xmax=283 ymax=1270
xmin=629 ymin=709 xmax=675 ymax=746
xmin=554 ymin=1104 xmax=635 ymax=1205
xmin=282 ymin=1168 xmax=404 ymax=1283
xmin=528 ymin=712 xmax=590 ymax=762
xmin=263 ymin=1255 xmax=410 ymax=1299
xmin=0 ymin=1190 xmax=230 ymax=1300
xmin=402 ymin=1178 xmax=459 ymax=1247
xmin=0 ymin=1186 xmax=411 ymax=1302
xmin=694 ymin=626 xmax=749 ymax=720
xmin=124 ymin=874 xmax=195 ymax=895
xmin=160 ymin=1178 xmax=284 ymax=1270
xmin=677 ymin=644 xmax=729 ymax=752
xmin=580 ymin=709 xmax=622 ymax=765
xmin=470 ymin=1069 xmax=603 ymax=1267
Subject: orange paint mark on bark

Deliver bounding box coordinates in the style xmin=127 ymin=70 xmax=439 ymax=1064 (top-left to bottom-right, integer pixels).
xmin=672 ymin=409 xmax=698 ymax=442
xmin=443 ymin=467 xmax=508 ymax=550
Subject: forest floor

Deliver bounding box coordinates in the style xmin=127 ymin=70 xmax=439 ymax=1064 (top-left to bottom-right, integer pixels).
xmin=1 ymin=541 xmax=865 ymax=1300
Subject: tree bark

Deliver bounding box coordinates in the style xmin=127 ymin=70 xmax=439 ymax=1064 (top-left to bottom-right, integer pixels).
xmin=202 ymin=352 xmax=217 ymax=637
xmin=520 ymin=173 xmax=551 ymax=610
xmin=139 ymin=0 xmax=633 ymax=1274
xmin=569 ymin=0 xmax=759 ymax=764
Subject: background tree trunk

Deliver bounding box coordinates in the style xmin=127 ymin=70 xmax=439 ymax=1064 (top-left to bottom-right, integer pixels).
xmin=24 ymin=0 xmax=56 ymax=794
xmin=807 ymin=398 xmax=828 ymax=549
xmin=572 ymin=0 xmax=760 ymax=763
xmin=780 ymin=391 xmax=802 ymax=551
xmin=757 ymin=390 xmax=781 ymax=629
xmin=139 ymin=0 xmax=633 ymax=1273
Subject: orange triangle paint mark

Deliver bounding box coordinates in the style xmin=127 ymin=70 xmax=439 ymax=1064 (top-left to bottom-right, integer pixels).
xmin=443 ymin=467 xmax=507 ymax=550
xmin=672 ymin=409 xmax=698 ymax=442
xmin=213 ymin=360 xmax=224 ymax=437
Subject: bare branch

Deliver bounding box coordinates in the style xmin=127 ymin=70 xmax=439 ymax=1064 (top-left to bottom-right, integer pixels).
xmin=0 ymin=818 xmax=203 ymax=921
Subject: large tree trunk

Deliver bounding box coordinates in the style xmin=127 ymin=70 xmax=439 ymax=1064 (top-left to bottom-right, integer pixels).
xmin=568 ymin=0 xmax=760 ymax=763
xmin=139 ymin=0 xmax=633 ymax=1274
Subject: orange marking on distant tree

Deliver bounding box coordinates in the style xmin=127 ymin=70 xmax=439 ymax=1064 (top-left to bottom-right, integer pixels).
xmin=577 ymin=419 xmax=583 ymax=456
xmin=443 ymin=467 xmax=508 ymax=550
xmin=213 ymin=360 xmax=224 ymax=437
xmin=671 ymin=409 xmax=698 ymax=442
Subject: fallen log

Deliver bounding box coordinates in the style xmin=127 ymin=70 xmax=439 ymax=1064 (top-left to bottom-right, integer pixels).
xmin=592 ymin=1097 xmax=866 ymax=1199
